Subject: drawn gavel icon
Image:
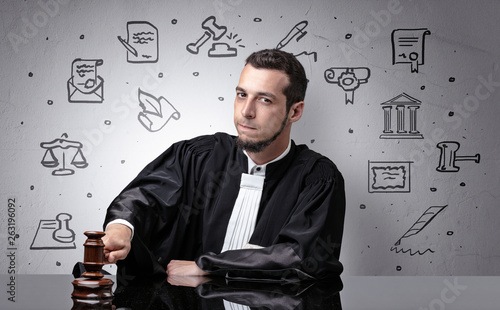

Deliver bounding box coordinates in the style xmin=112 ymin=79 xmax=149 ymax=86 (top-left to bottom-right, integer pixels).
xmin=436 ymin=141 xmax=480 ymax=172
xmin=186 ymin=16 xmax=227 ymax=55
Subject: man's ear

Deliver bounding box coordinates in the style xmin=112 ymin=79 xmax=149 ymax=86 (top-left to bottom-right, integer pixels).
xmin=288 ymin=101 xmax=304 ymax=123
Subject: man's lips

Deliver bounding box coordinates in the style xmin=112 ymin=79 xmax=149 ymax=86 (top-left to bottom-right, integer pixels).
xmin=238 ymin=123 xmax=256 ymax=130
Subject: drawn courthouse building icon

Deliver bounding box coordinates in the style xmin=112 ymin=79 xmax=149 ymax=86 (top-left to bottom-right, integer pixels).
xmin=380 ymin=93 xmax=423 ymax=139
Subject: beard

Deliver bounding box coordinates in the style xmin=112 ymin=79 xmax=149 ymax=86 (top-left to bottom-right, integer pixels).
xmin=236 ymin=114 xmax=288 ymax=153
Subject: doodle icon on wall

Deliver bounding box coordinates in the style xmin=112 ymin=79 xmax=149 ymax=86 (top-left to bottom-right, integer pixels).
xmin=324 ymin=67 xmax=371 ymax=104
xmin=117 ymin=21 xmax=158 ymax=63
xmin=390 ymin=205 xmax=447 ymax=256
xmin=368 ymin=160 xmax=412 ymax=193
xmin=67 ymin=58 xmax=104 ymax=103
xmin=137 ymin=88 xmax=181 ymax=132
xmin=40 ymin=133 xmax=88 ymax=176
xmin=436 ymin=141 xmax=480 ymax=172
xmin=30 ymin=213 xmax=76 ymax=250
xmin=380 ymin=93 xmax=423 ymax=139
xmin=276 ymin=20 xmax=317 ymax=62
xmin=392 ymin=28 xmax=431 ymax=73
xmin=186 ymin=15 xmax=242 ymax=57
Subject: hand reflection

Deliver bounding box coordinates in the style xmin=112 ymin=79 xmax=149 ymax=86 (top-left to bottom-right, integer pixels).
xmin=114 ymin=273 xmax=343 ymax=310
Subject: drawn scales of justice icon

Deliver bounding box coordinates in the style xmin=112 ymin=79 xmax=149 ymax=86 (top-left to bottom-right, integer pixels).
xmin=40 ymin=133 xmax=88 ymax=176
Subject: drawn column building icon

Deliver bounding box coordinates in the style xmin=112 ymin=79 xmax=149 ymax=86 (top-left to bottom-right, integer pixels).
xmin=380 ymin=93 xmax=423 ymax=139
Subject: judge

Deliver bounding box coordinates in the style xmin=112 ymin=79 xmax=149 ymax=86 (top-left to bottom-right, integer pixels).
xmin=102 ymin=49 xmax=346 ymax=281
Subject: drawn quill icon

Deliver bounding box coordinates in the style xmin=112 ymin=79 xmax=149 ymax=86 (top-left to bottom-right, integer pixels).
xmin=117 ymin=36 xmax=138 ymax=57
xmin=391 ymin=205 xmax=447 ymax=255
xmin=276 ymin=20 xmax=308 ymax=49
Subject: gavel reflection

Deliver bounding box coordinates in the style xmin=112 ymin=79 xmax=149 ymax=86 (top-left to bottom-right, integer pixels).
xmin=437 ymin=141 xmax=480 ymax=172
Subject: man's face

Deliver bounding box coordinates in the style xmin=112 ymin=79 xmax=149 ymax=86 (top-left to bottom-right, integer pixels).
xmin=233 ymin=65 xmax=290 ymax=153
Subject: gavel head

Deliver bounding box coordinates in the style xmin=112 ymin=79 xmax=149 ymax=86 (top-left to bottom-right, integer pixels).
xmin=436 ymin=141 xmax=460 ymax=172
xmin=201 ymin=16 xmax=227 ymax=40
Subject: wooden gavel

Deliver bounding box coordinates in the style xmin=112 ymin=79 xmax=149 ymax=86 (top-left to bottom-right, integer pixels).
xmin=436 ymin=141 xmax=480 ymax=172
xmin=72 ymin=231 xmax=114 ymax=302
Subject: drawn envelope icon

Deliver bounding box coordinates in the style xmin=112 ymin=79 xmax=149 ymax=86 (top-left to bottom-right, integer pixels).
xmin=67 ymin=58 xmax=104 ymax=103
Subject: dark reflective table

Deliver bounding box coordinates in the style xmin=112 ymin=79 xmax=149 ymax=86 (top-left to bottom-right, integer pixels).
xmin=2 ymin=274 xmax=499 ymax=309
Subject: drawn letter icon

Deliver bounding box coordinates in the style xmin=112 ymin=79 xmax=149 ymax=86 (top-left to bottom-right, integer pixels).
xmin=67 ymin=58 xmax=104 ymax=103
xmin=118 ymin=21 xmax=159 ymax=63
xmin=392 ymin=28 xmax=431 ymax=73
xmin=137 ymin=89 xmax=181 ymax=132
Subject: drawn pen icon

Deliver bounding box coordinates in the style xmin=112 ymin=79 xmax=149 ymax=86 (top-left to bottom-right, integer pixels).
xmin=276 ymin=20 xmax=308 ymax=50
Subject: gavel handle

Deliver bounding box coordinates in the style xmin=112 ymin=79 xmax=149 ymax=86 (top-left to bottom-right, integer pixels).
xmin=456 ymin=154 xmax=480 ymax=163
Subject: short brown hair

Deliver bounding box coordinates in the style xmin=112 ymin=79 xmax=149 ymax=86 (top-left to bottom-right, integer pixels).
xmin=245 ymin=49 xmax=307 ymax=111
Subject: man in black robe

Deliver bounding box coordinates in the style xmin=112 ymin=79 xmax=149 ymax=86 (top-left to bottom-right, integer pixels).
xmin=103 ymin=49 xmax=345 ymax=282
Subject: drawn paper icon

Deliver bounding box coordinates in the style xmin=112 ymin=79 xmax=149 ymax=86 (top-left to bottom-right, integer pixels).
xmin=67 ymin=58 xmax=104 ymax=103
xmin=392 ymin=28 xmax=431 ymax=73
xmin=324 ymin=67 xmax=371 ymax=104
xmin=118 ymin=21 xmax=158 ymax=63
xmin=40 ymin=133 xmax=88 ymax=176
xmin=30 ymin=213 xmax=76 ymax=250
xmin=368 ymin=161 xmax=412 ymax=193
xmin=391 ymin=205 xmax=447 ymax=256
xmin=137 ymin=88 xmax=180 ymax=132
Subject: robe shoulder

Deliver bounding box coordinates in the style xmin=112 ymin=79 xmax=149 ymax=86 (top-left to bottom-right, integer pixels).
xmin=293 ymin=144 xmax=343 ymax=186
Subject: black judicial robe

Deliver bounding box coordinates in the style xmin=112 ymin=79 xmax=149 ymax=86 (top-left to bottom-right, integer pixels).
xmin=104 ymin=132 xmax=345 ymax=281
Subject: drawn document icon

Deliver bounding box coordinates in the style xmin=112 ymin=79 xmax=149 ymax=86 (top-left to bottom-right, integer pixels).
xmin=118 ymin=21 xmax=159 ymax=63
xmin=392 ymin=28 xmax=431 ymax=73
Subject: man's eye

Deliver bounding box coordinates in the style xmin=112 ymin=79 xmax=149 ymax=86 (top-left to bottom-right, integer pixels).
xmin=261 ymin=98 xmax=272 ymax=104
xmin=237 ymin=93 xmax=246 ymax=98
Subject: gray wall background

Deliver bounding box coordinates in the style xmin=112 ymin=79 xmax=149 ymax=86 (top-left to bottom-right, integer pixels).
xmin=1 ymin=0 xmax=499 ymax=277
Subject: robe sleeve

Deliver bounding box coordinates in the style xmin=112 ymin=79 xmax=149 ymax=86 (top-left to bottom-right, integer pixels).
xmin=196 ymin=158 xmax=346 ymax=282
xmin=104 ymin=135 xmax=215 ymax=267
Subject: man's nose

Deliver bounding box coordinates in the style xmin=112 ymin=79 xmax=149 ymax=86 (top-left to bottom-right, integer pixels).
xmin=241 ymin=99 xmax=256 ymax=118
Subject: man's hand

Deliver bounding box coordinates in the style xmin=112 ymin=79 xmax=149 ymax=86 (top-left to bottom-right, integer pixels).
xmin=167 ymin=274 xmax=211 ymax=287
xmin=102 ymin=223 xmax=132 ymax=264
xmin=166 ymin=260 xmax=209 ymax=277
